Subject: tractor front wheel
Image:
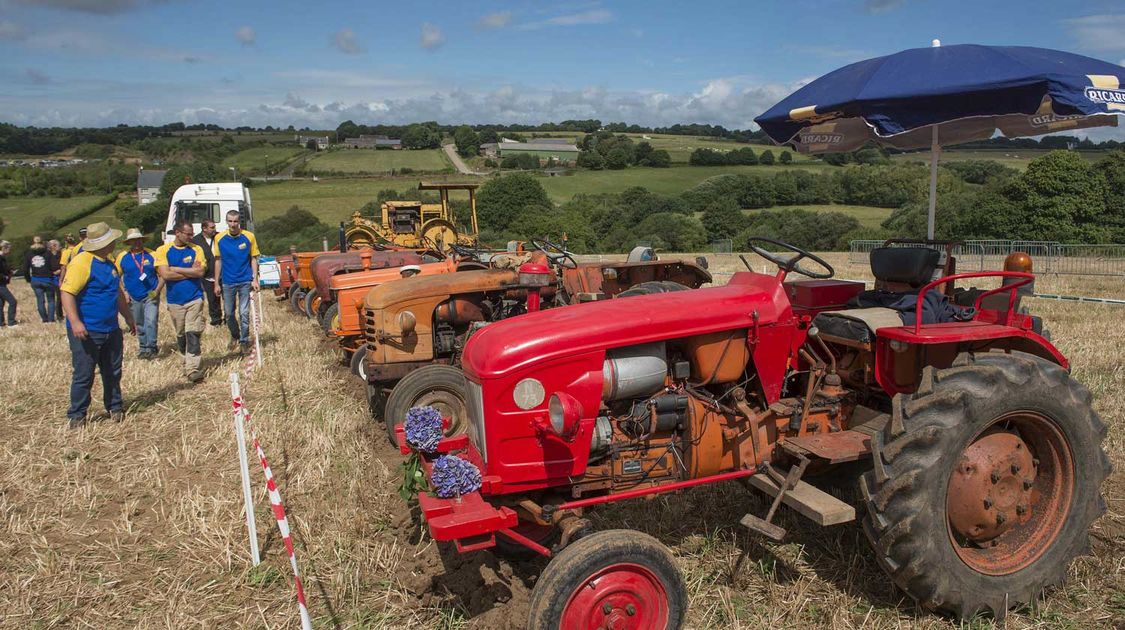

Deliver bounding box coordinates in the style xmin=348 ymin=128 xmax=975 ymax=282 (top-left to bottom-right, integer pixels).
xmin=302 ymin=288 xmax=319 ymax=319
xmin=527 ymin=529 xmax=686 ymax=630
xmin=289 ymin=288 xmax=306 ymax=314
xmin=349 ymin=344 xmax=368 ymax=379
xmin=321 ymin=302 xmax=339 ymax=336
xmin=383 ymin=365 xmax=467 ymax=446
xmin=860 ymin=351 xmax=1109 ymax=619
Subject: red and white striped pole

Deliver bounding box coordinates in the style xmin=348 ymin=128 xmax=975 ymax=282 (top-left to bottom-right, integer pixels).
xmin=245 ymin=408 xmax=314 ymax=630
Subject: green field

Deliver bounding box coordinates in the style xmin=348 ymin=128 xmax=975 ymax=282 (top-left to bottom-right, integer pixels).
xmin=222 ymin=146 xmax=306 ymax=174
xmin=891 ymin=148 xmax=1109 ymax=170
xmin=745 ymin=204 xmax=892 ymax=230
xmin=305 ymin=149 xmax=451 ymax=174
xmin=0 ymin=195 xmax=108 ymax=238
xmin=539 ymin=163 xmax=827 ymax=201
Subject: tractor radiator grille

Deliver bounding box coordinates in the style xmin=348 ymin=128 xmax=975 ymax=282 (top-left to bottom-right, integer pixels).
xmin=466 ymin=380 xmax=487 ymax=464
xmin=362 ymin=308 xmax=378 ymax=347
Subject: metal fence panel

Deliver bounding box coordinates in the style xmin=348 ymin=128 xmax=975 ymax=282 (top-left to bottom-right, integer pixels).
xmin=848 ymin=239 xmax=1125 ymax=276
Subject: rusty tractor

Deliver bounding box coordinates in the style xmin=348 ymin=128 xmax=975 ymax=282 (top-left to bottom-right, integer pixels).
xmin=364 ymin=240 xmax=712 ymax=444
xmin=394 ymin=238 xmax=1109 ymax=628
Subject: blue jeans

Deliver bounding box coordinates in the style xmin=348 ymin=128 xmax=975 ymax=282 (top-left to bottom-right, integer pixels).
xmin=31 ymin=281 xmax=55 ymax=322
xmin=222 ymin=282 xmax=251 ymax=343
xmin=67 ymin=328 xmax=124 ymax=421
xmin=129 ymin=295 xmax=159 ymax=354
xmin=0 ymin=285 xmax=16 ymax=325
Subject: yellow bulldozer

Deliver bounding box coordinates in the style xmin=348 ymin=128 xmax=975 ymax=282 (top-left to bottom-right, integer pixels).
xmin=345 ymin=182 xmax=479 ymax=252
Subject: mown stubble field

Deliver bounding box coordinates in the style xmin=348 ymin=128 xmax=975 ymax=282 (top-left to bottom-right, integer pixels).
xmin=0 ymin=253 xmax=1121 ymax=629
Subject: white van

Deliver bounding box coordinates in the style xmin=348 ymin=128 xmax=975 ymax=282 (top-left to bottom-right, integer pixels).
xmin=163 ymin=182 xmax=253 ymax=243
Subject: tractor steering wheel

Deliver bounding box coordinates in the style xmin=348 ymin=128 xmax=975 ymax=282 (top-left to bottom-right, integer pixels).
xmin=746 ymin=237 xmax=834 ymax=279
xmin=449 ymin=242 xmax=480 ymax=262
xmin=530 ymin=237 xmax=577 ymax=269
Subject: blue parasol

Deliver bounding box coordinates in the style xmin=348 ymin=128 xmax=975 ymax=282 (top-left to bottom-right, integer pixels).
xmin=755 ymin=42 xmax=1123 ymax=238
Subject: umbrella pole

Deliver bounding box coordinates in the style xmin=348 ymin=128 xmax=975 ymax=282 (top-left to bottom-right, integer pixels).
xmin=927 ymin=125 xmax=940 ymax=240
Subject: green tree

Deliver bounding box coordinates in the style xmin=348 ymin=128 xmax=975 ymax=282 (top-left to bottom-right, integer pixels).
xmin=646 ymin=149 xmax=671 ymax=168
xmin=577 ymin=150 xmax=605 ymax=170
xmin=759 ymin=149 xmax=775 ymax=165
xmin=454 ymin=125 xmax=480 ymax=158
xmin=1004 ymin=150 xmax=1109 ymax=242
xmin=1094 ymin=150 xmax=1125 ymax=241
xmin=778 ymin=151 xmax=792 ymax=164
xmin=476 ymin=173 xmax=551 ymax=230
xmin=634 ymin=141 xmax=655 ymax=165
xmin=634 ymin=212 xmax=708 ymax=252
xmin=700 ymin=198 xmax=747 ymax=239
xmin=604 ymin=148 xmax=629 ymax=170
xmin=403 ymin=124 xmax=441 ymax=149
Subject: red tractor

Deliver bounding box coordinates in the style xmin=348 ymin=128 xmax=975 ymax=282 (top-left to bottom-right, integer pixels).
xmin=395 ymin=238 xmax=1109 ymax=628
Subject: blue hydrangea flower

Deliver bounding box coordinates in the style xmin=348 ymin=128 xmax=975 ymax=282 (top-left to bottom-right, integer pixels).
xmin=404 ymin=405 xmax=444 ymax=453
xmin=430 ymin=455 xmax=483 ymax=498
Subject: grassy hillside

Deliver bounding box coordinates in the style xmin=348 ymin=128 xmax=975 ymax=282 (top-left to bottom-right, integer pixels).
xmin=744 ymin=204 xmax=893 ymax=230
xmin=892 ymin=147 xmax=1109 ymax=170
xmin=249 ymin=176 xmax=476 ymax=224
xmin=0 ymin=195 xmax=108 ymax=238
xmin=222 ymin=146 xmax=306 ymax=174
xmin=305 ymin=149 xmax=451 ymax=174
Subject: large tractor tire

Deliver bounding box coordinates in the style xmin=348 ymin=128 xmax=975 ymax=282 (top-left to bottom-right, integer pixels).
xmin=860 ymin=350 xmax=1109 ymax=619
xmin=289 ymin=288 xmax=306 ymax=314
xmin=383 ymin=365 xmax=467 ymax=446
xmin=302 ymin=288 xmax=319 ymax=319
xmin=321 ymin=302 xmax=340 ymax=336
xmin=527 ymin=530 xmax=687 ymax=630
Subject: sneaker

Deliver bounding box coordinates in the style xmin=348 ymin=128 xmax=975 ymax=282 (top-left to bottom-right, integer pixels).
xmin=110 ymin=410 xmax=124 ymax=423
xmin=188 ymin=370 xmax=205 ymax=383
xmin=68 ymin=416 xmax=86 ymax=430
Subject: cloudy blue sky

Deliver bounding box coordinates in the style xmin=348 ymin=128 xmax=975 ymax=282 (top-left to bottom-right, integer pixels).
xmin=1 ymin=0 xmax=1123 ymax=132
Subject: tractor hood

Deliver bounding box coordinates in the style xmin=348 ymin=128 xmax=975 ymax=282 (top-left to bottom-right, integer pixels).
xmin=364 ymin=268 xmax=521 ymax=311
xmin=330 ymin=258 xmax=456 ymax=292
xmin=311 ymin=250 xmax=423 ymax=298
xmin=462 ymin=271 xmax=792 ymax=381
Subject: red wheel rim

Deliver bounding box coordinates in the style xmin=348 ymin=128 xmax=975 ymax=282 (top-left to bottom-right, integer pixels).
xmin=560 ymin=562 xmax=669 ymax=630
xmin=946 ymin=411 xmax=1074 ymax=575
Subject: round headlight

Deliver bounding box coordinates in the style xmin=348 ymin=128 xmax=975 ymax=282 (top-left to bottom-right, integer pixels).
xmin=513 ymin=378 xmax=545 ymax=410
xmin=548 ymin=394 xmax=566 ymax=435
xmin=397 ymin=310 xmax=417 ymax=334
xmin=548 ymin=392 xmax=582 ymax=437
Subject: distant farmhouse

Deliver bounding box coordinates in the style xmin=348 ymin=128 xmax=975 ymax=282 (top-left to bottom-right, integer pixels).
xmin=295 ymin=135 xmax=330 ymax=151
xmin=343 ymin=135 xmax=403 ymax=150
xmin=494 ymin=140 xmax=580 ymax=165
xmin=137 ymin=169 xmax=167 ymax=205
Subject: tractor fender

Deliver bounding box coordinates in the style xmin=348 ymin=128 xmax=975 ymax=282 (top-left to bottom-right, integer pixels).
xmin=873 ymin=328 xmax=1067 ymax=397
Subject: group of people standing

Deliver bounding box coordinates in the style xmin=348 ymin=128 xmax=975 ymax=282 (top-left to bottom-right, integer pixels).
xmin=0 ymin=212 xmax=261 ymax=429
xmin=0 ymin=229 xmax=88 ymax=327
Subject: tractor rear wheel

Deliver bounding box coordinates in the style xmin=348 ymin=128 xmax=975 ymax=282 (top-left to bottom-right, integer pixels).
xmin=289 ymin=288 xmax=306 ymax=314
xmin=321 ymin=303 xmax=339 ymax=336
xmin=383 ymin=365 xmax=467 ymax=446
xmin=860 ymin=351 xmax=1109 ymax=619
xmin=527 ymin=530 xmax=686 ymax=630
xmin=302 ymin=288 xmax=319 ymax=319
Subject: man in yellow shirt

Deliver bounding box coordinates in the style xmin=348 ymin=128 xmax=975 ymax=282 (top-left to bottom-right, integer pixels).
xmin=60 ymin=222 xmax=137 ymax=429
xmin=155 ymin=221 xmax=207 ymax=383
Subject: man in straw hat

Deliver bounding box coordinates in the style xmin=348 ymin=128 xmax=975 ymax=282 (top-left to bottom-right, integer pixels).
xmin=116 ymin=228 xmax=163 ymax=359
xmin=60 ymin=222 xmax=137 ymax=429
xmin=155 ymin=220 xmax=207 ymax=383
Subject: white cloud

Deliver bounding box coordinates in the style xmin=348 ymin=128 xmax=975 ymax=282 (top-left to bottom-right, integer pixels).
xmin=235 ymin=26 xmax=255 ymax=46
xmin=420 ymin=22 xmax=444 ymax=50
xmin=519 ymin=9 xmax=612 ymax=30
xmin=332 ymin=28 xmax=364 ymax=54
xmin=476 ymin=11 xmax=512 ymax=30
xmin=1063 ymin=15 xmax=1125 ymax=51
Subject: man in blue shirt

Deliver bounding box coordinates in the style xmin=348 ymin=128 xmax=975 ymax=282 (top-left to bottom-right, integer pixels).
xmin=156 ymin=221 xmax=207 ymax=383
xmin=61 ymin=222 xmax=137 ymax=429
xmin=116 ymin=228 xmax=164 ymax=360
xmin=212 ymin=210 xmax=260 ymax=355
